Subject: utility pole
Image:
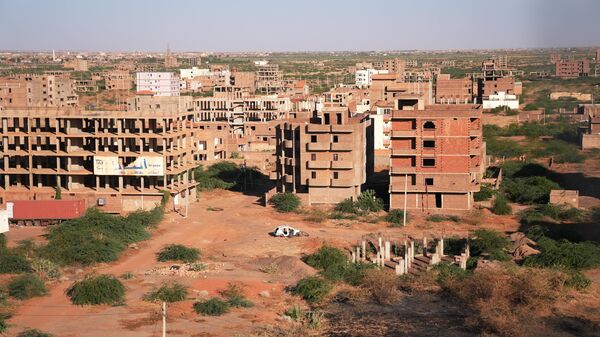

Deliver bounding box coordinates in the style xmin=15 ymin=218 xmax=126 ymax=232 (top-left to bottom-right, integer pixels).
xmin=403 ymin=173 xmax=408 ymax=227
xmin=162 ymin=301 xmax=167 ymax=337
xmin=185 ymin=168 xmax=190 ymax=219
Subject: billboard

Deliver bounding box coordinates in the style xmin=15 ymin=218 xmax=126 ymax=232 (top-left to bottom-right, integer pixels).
xmin=94 ymin=156 xmax=164 ymax=176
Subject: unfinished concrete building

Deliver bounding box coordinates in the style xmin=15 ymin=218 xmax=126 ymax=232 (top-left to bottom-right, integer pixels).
xmin=555 ymin=59 xmax=590 ymax=78
xmin=104 ymin=71 xmax=133 ymax=91
xmin=435 ymin=74 xmax=473 ymax=104
xmin=255 ymin=64 xmax=283 ymax=95
xmin=374 ymin=58 xmax=406 ymax=75
xmin=389 ymin=99 xmax=484 ymax=212
xmin=272 ymin=107 xmax=373 ymax=204
xmin=0 ymin=74 xmax=78 ymax=109
xmin=0 ymin=108 xmax=197 ymax=213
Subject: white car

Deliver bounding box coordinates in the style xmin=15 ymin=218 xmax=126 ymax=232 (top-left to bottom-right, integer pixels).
xmin=272 ymin=225 xmax=307 ymax=238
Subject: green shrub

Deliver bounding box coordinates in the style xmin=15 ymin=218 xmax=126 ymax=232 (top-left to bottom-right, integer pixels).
xmin=426 ymin=214 xmax=460 ymax=222
xmin=304 ymin=246 xmax=346 ymax=273
xmin=193 ymin=297 xmax=230 ymax=316
xmin=0 ymin=253 xmax=32 ymax=274
xmin=334 ymin=198 xmax=359 ymax=214
xmin=486 ymin=137 xmax=523 ymax=158
xmin=491 ymin=195 xmax=512 ymax=215
xmin=474 ymin=184 xmax=494 ymax=201
xmin=0 ymin=316 xmax=5 ymax=334
xmin=524 ymin=237 xmax=600 ymax=270
xmin=565 ymin=270 xmax=591 ymax=290
xmin=42 ymin=208 xmax=162 ymax=265
xmin=156 ymin=244 xmax=200 ymax=263
xmin=470 ymin=229 xmax=511 ymax=261
xmin=66 ymin=275 xmax=125 ymax=306
xmin=386 ymin=209 xmax=408 ymax=226
xmin=519 ymin=204 xmax=585 ymax=225
xmin=432 ymin=263 xmax=470 ymax=284
xmin=340 ymin=263 xmax=377 ymax=286
xmin=17 ymin=329 xmax=53 ymax=337
xmin=503 ymin=176 xmax=560 ymax=204
xmin=523 ymin=103 xmax=538 ymax=111
xmin=356 ymin=190 xmax=383 ymax=212
xmin=292 ymin=276 xmax=332 ymax=304
xmin=219 ymin=283 xmax=254 ymax=308
xmin=269 ymin=193 xmax=301 ymax=213
xmin=143 ymin=282 xmax=188 ymax=303
xmin=8 ymin=274 xmax=47 ymax=300
xmin=194 ymin=162 xmax=265 ymax=192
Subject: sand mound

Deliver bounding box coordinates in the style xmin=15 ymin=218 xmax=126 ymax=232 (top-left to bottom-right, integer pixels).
xmin=254 ymin=255 xmax=317 ymax=282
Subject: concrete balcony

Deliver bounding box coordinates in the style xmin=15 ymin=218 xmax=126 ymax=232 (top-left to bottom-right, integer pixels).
xmin=308 ymin=177 xmax=330 ymax=187
xmin=331 ymin=161 xmax=353 ymax=169
xmin=390 ymin=166 xmax=417 ymax=174
xmin=283 ymin=140 xmax=293 ymax=148
xmin=469 ymin=147 xmax=482 ymax=155
xmin=307 ymin=142 xmax=330 ymax=151
xmin=269 ymin=171 xmax=278 ymax=180
xmin=306 ymin=124 xmax=330 ymax=133
xmin=307 ymin=160 xmax=330 ymax=169
xmin=331 ymin=125 xmax=353 ymax=133
xmin=284 ymin=175 xmax=294 ymax=184
xmin=391 ymin=130 xmax=416 ymax=138
xmin=469 ymin=129 xmax=482 ymax=137
xmin=391 ymin=148 xmax=417 ymax=156
xmin=285 ymin=157 xmax=295 ymax=166
xmin=330 ymin=142 xmax=352 ymax=151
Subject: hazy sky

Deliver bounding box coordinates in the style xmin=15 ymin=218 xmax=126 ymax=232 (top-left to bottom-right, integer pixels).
xmin=1 ymin=0 xmax=599 ymax=52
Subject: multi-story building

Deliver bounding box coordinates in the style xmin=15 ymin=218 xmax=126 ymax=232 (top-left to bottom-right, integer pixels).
xmin=435 ymin=74 xmax=473 ymax=104
xmin=180 ymin=67 xmax=212 ymax=80
xmin=164 ymin=48 xmax=179 ymax=68
xmin=0 ymin=74 xmax=78 ymax=109
xmin=64 ymin=58 xmax=89 ymax=71
xmin=136 ymin=72 xmax=180 ymax=97
xmin=389 ymin=99 xmax=483 ymax=212
xmin=104 ymin=71 xmax=133 ymax=91
xmin=273 ymin=107 xmax=373 ymax=204
xmin=550 ymin=53 xmax=562 ymax=64
xmin=374 ymin=59 xmax=406 ymax=74
xmin=0 ymin=108 xmax=197 ymax=213
xmin=256 ymin=64 xmax=283 ymax=95
xmin=355 ymin=69 xmax=389 ymax=88
xmin=555 ymin=59 xmax=591 ymax=78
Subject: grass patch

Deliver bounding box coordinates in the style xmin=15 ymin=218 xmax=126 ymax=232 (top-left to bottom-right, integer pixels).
xmin=8 ymin=274 xmax=47 ymax=300
xmin=17 ymin=329 xmax=53 ymax=337
xmin=156 ymin=244 xmax=200 ymax=263
xmin=385 ymin=209 xmax=408 ymax=226
xmin=426 ymin=214 xmax=460 ymax=222
xmin=193 ymin=297 xmax=230 ymax=316
xmin=143 ymin=282 xmax=188 ymax=303
xmin=66 ymin=275 xmax=125 ymax=306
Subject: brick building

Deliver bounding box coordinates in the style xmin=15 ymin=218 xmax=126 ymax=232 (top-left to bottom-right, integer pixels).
xmin=435 ymin=74 xmax=473 ymax=104
xmin=0 ymin=74 xmax=78 ymax=109
xmin=374 ymin=58 xmax=406 ymax=75
xmin=389 ymin=99 xmax=484 ymax=212
xmin=555 ymin=59 xmax=590 ymax=77
xmin=104 ymin=71 xmax=133 ymax=91
xmin=273 ymin=107 xmax=373 ymax=204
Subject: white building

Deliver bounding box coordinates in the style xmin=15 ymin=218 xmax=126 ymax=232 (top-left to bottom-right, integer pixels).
xmin=369 ymin=106 xmax=393 ymax=150
xmin=180 ymin=67 xmax=212 ymax=80
xmin=254 ymin=60 xmax=269 ymax=66
xmin=136 ymin=72 xmax=180 ymax=97
xmin=482 ymin=91 xmax=519 ymax=110
xmin=355 ymin=69 xmax=389 ymax=88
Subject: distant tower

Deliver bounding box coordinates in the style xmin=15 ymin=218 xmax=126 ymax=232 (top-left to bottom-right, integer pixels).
xmin=164 ymin=44 xmax=179 ymax=68
xmin=52 ymin=49 xmax=56 ymax=62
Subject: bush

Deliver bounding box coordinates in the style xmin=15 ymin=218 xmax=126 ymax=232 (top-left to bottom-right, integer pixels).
xmin=17 ymin=329 xmax=53 ymax=337
xmin=0 ymin=253 xmax=32 ymax=274
xmin=524 ymin=237 xmax=600 ymax=270
xmin=220 ymin=283 xmax=254 ymax=308
xmin=386 ymin=209 xmax=408 ymax=226
xmin=269 ymin=193 xmax=301 ymax=213
xmin=519 ymin=204 xmax=585 ymax=225
xmin=30 ymin=258 xmax=60 ymax=280
xmin=193 ymin=297 xmax=230 ymax=316
xmin=432 ymin=263 xmax=470 ymax=284
xmin=491 ymin=195 xmax=512 ymax=215
xmin=304 ymin=246 xmax=346 ymax=274
xmin=194 ymin=162 xmax=265 ymax=192
xmin=470 ymin=229 xmax=511 ymax=261
xmin=355 ymin=190 xmax=383 ymax=212
xmin=8 ymin=274 xmax=47 ymax=300
xmin=486 ymin=137 xmax=523 ymax=158
xmin=66 ymin=275 xmax=125 ymax=306
xmin=426 ymin=214 xmax=460 ymax=222
xmin=503 ymin=176 xmax=560 ymax=204
xmin=42 ymin=208 xmax=162 ymax=265
xmin=143 ymin=282 xmax=188 ymax=303
xmin=156 ymin=244 xmax=200 ymax=263
xmin=361 ymin=269 xmax=400 ymax=305
xmin=334 ymin=198 xmax=359 ymax=214
xmin=474 ymin=184 xmax=494 ymax=201
xmin=293 ymin=276 xmax=332 ymax=304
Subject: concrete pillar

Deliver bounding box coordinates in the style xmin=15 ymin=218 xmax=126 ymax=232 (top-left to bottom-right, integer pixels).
xmin=396 ymin=260 xmax=405 ymax=275
xmin=362 ymin=241 xmax=366 ymax=261
xmin=440 ymin=237 xmax=445 ymax=257
xmin=410 ymin=240 xmax=415 ymax=263
xmin=385 ymin=241 xmax=391 ymax=260
xmin=356 ymin=246 xmax=361 ymax=262
xmin=423 ymin=237 xmax=428 ymax=256
xmin=351 ymin=251 xmax=356 ymax=263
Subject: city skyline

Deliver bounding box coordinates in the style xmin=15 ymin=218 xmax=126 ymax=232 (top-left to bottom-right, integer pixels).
xmin=1 ymin=0 xmax=600 ymax=52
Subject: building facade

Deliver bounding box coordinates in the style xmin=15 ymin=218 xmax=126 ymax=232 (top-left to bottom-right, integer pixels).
xmin=0 ymin=74 xmax=78 ymax=109
xmin=555 ymin=59 xmax=591 ymax=78
xmin=355 ymin=69 xmax=390 ymax=88
xmin=273 ymin=107 xmax=373 ymax=204
xmin=435 ymin=74 xmax=473 ymax=104
xmin=389 ymin=100 xmax=483 ymax=212
xmin=136 ymin=72 xmax=180 ymax=97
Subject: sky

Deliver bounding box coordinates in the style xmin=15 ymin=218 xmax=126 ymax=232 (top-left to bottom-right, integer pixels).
xmin=1 ymin=0 xmax=599 ymax=52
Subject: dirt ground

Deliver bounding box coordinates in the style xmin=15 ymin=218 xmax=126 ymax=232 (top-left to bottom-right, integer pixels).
xmin=0 ymin=189 xmax=572 ymax=337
